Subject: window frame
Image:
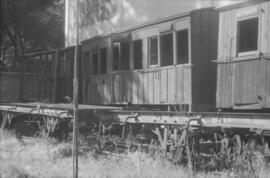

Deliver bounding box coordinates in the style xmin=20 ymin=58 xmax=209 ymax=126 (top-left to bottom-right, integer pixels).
xmin=120 ymin=41 xmax=131 ymax=71
xmin=132 ymin=39 xmax=143 ymax=70
xmin=148 ymin=36 xmax=159 ymax=68
xmin=159 ymin=31 xmax=174 ymax=67
xmin=236 ymin=10 xmax=260 ymax=58
xmin=112 ymin=42 xmax=120 ymax=71
xmin=99 ymin=47 xmax=107 ymax=74
xmin=112 ymin=41 xmax=131 ymax=71
xmin=176 ymin=28 xmax=189 ymax=65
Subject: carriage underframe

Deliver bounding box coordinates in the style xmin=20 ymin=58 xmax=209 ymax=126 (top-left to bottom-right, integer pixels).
xmin=1 ymin=103 xmax=270 ymax=170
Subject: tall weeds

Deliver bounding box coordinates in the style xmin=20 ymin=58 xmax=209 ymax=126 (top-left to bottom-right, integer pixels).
xmin=0 ymin=131 xmax=269 ymax=178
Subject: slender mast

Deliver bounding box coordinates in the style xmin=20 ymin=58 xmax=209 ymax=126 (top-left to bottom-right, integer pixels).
xmin=72 ymin=0 xmax=79 ymax=176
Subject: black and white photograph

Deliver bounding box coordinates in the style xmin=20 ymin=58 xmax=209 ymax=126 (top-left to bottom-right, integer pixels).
xmin=1 ymin=0 xmax=270 ymax=177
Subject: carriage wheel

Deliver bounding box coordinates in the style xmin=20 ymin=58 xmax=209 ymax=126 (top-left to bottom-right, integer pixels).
xmin=227 ymin=134 xmax=242 ymax=165
xmin=232 ymin=135 xmax=242 ymax=161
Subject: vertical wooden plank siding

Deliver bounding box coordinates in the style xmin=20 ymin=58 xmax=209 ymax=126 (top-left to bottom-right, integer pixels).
xmin=120 ymin=71 xmax=132 ymax=103
xmin=83 ymin=66 xmax=192 ymax=106
xmin=227 ymin=63 xmax=233 ymax=107
xmin=92 ymin=77 xmax=97 ymax=104
xmin=137 ymin=72 xmax=144 ymax=104
xmin=259 ymin=3 xmax=267 ymax=107
xmin=97 ymin=77 xmax=102 ymax=104
xmin=160 ymin=69 xmax=168 ymax=103
xmin=86 ymin=78 xmax=90 ymax=104
xmin=143 ymin=72 xmax=149 ymax=104
xmin=88 ymin=77 xmax=93 ymax=104
xmin=217 ymin=1 xmax=270 ymax=109
xmin=98 ymin=76 xmax=104 ymax=104
xmin=81 ymin=79 xmax=85 ymax=103
xmin=191 ymin=9 xmax=218 ymax=110
xmin=132 ymin=72 xmax=138 ymax=104
xmin=168 ymin=68 xmax=176 ymax=103
xmin=120 ymin=73 xmax=126 ymax=102
xmin=218 ymin=63 xmax=233 ymax=108
xmin=216 ymin=65 xmax=220 ymax=108
xmin=217 ymin=10 xmax=233 ymax=108
xmin=266 ymin=3 xmax=270 ymax=107
xmin=217 ymin=10 xmax=230 ymax=108
xmin=52 ymin=52 xmax=58 ymax=102
xmin=80 ymin=9 xmax=222 ymax=108
xmin=176 ymin=66 xmax=184 ymax=103
xmin=263 ymin=2 xmax=270 ymax=107
xmin=266 ymin=60 xmax=270 ymax=106
xmin=148 ymin=72 xmax=154 ymax=104
xmin=22 ymin=74 xmax=39 ymax=101
xmin=102 ymin=75 xmax=107 ymax=104
xmin=102 ymin=75 xmax=108 ymax=104
xmin=153 ymin=70 xmax=160 ymax=104
xmin=184 ymin=67 xmax=192 ymax=104
xmin=114 ymin=74 xmax=121 ymax=103
xmin=216 ymin=11 xmax=224 ymax=108
xmin=83 ymin=65 xmax=193 ymax=106
xmin=234 ymin=60 xmax=260 ymax=105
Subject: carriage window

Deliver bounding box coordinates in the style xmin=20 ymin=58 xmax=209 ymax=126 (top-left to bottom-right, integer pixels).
xmin=237 ymin=17 xmax=258 ymax=53
xmin=177 ymin=29 xmax=189 ymax=64
xmin=83 ymin=52 xmax=90 ymax=76
xmin=113 ymin=43 xmax=120 ymax=71
xmin=120 ymin=41 xmax=130 ymax=70
xmin=160 ymin=33 xmax=173 ymax=66
xmin=100 ymin=48 xmax=107 ymax=73
xmin=133 ymin=40 xmax=142 ymax=70
xmin=92 ymin=52 xmax=99 ymax=74
xmin=148 ymin=36 xmax=158 ymax=66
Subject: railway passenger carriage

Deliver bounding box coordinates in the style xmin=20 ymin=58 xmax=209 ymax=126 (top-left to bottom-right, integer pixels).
xmin=10 ymin=0 xmax=270 ymax=113
xmin=81 ymin=8 xmax=218 ymax=112
xmin=18 ymin=46 xmax=78 ymax=103
xmin=2 ymin=1 xmax=270 ymax=170
xmin=216 ymin=0 xmax=270 ymax=110
xmin=19 ymin=51 xmax=57 ymax=102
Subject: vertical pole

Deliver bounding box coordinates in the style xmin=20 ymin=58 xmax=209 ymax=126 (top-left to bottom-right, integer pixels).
xmin=52 ymin=51 xmax=59 ymax=103
xmin=121 ymin=125 xmax=125 ymax=139
xmin=163 ymin=126 xmax=168 ymax=149
xmin=72 ymin=0 xmax=79 ymax=177
xmin=173 ymin=128 xmax=178 ymax=142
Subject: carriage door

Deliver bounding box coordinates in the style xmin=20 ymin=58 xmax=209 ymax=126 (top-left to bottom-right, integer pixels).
xmin=233 ymin=8 xmax=262 ymax=107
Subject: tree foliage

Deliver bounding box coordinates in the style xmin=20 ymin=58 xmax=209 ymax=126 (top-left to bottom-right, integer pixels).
xmin=0 ymin=0 xmax=64 ymax=70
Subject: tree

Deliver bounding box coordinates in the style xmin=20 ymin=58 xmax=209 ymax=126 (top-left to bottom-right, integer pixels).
xmin=0 ymin=0 xmax=64 ymax=70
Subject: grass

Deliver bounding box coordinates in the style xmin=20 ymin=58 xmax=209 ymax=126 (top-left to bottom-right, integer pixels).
xmin=0 ymin=131 xmax=269 ymax=178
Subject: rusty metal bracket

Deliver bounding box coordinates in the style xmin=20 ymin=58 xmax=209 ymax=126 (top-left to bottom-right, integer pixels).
xmin=124 ymin=113 xmax=139 ymax=123
xmin=186 ymin=116 xmax=202 ymax=128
